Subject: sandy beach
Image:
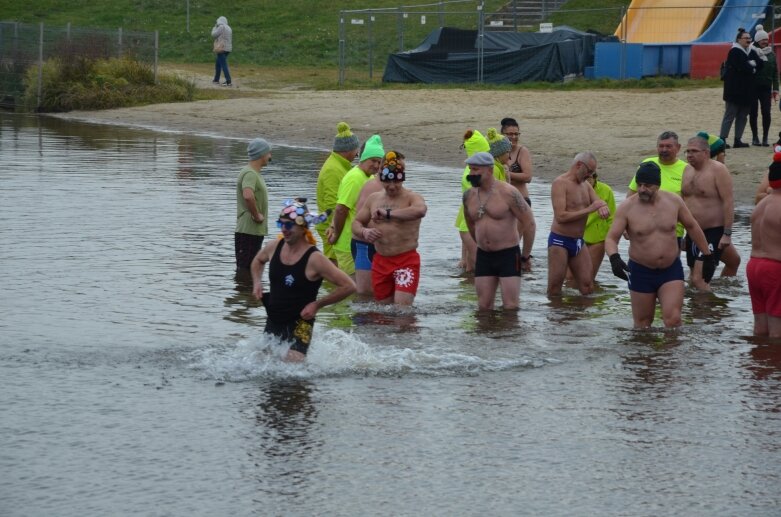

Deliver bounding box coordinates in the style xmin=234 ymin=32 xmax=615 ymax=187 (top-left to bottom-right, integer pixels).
xmin=55 ymin=86 xmax=775 ymax=206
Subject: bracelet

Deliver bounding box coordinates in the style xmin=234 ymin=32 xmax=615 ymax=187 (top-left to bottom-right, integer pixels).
xmin=723 ymin=229 xmax=732 ymax=236
xmin=386 ymin=208 xmax=391 ymax=220
xmin=521 ymin=255 xmax=532 ymax=263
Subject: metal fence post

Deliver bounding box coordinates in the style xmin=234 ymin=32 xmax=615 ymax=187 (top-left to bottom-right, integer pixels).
xmin=513 ymin=0 xmax=518 ymax=31
xmin=619 ymin=6 xmax=627 ymax=80
xmin=154 ymin=30 xmax=159 ymax=83
xmin=397 ymin=7 xmax=404 ymax=52
xmin=186 ymin=0 xmax=190 ymax=33
xmin=439 ymin=0 xmax=444 ymax=27
xmin=37 ymin=22 xmax=43 ymax=111
xmin=477 ymin=1 xmax=484 ymax=83
xmin=66 ymin=22 xmax=70 ymax=42
xmin=118 ymin=27 xmax=123 ymax=57
xmin=368 ymin=15 xmax=374 ymax=80
xmin=338 ymin=13 xmax=345 ymax=87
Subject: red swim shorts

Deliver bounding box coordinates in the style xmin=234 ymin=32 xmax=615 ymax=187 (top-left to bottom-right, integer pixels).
xmin=371 ymin=249 xmax=420 ymax=301
xmin=747 ymin=256 xmax=781 ymax=317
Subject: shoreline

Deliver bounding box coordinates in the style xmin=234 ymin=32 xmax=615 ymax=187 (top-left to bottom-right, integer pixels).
xmin=52 ymin=87 xmax=774 ymax=207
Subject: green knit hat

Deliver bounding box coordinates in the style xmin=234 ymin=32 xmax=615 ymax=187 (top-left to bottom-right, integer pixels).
xmin=360 ymin=134 xmax=385 ymax=161
xmin=486 ymin=128 xmax=511 ymax=158
xmin=697 ymin=131 xmax=725 ymax=158
xmin=463 ymin=129 xmax=490 ymax=157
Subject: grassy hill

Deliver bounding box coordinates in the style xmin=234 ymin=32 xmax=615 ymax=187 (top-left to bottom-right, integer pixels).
xmin=2 ymin=0 xmax=630 ymax=68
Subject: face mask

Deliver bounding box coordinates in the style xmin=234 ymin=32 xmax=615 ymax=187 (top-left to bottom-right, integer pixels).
xmin=466 ymin=174 xmax=482 ymax=187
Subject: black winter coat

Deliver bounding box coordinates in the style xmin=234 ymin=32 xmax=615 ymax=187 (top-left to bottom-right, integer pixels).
xmin=723 ymin=45 xmax=763 ymax=106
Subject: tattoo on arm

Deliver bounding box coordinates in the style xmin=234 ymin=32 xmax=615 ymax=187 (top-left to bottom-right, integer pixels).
xmin=512 ymin=190 xmax=527 ymax=211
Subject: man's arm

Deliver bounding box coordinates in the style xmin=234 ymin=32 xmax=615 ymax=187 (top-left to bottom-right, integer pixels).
xmin=605 ymin=202 xmax=628 ymax=257
xmin=463 ymin=190 xmax=476 ymax=242
xmin=243 ymin=187 xmax=263 ymax=222
xmin=250 ymin=240 xmax=279 ymax=299
xmin=300 ymin=253 xmax=356 ymax=320
xmin=551 ymin=181 xmax=606 ymax=224
xmin=677 ymin=197 xmax=711 ymax=256
xmin=352 ymin=194 xmax=381 ymax=243
xmin=381 ymin=193 xmax=427 ymax=221
xmin=714 ymin=164 xmax=735 ymax=249
xmin=328 ymin=204 xmax=349 ymax=244
xmin=509 ymin=189 xmax=534 ymax=259
xmin=586 ymin=182 xmax=611 ymax=219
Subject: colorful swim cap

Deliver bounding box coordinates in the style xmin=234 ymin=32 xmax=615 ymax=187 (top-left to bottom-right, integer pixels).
xmin=380 ymin=151 xmax=405 ymax=182
xmin=278 ymin=198 xmax=330 ymax=227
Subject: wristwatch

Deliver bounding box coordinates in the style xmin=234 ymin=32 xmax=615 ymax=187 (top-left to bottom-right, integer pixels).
xmin=386 ymin=208 xmax=391 ymax=220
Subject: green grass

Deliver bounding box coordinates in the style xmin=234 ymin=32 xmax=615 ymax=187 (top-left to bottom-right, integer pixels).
xmin=6 ymin=0 xmax=734 ymax=95
xmin=24 ymin=56 xmax=195 ymax=111
xmin=2 ymin=0 xmax=633 ymax=68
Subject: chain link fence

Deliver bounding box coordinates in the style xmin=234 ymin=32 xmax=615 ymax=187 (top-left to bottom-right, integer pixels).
xmin=0 ymin=21 xmax=158 ymax=110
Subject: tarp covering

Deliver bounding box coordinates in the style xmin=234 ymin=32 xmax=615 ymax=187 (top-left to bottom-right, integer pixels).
xmin=383 ymin=27 xmax=603 ymax=84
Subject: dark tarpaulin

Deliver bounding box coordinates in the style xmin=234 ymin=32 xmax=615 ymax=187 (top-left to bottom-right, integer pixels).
xmin=383 ymin=27 xmax=598 ymax=84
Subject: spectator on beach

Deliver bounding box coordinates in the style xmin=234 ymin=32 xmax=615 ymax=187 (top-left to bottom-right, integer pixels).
xmin=315 ymin=122 xmax=361 ymax=266
xmin=501 ymin=117 xmax=537 ymax=265
xmin=749 ymin=25 xmax=779 ymax=147
xmin=455 ymin=129 xmax=490 ymax=273
xmin=547 ymin=151 xmax=610 ymax=296
xmin=352 ymin=151 xmax=427 ymax=306
xmin=235 ymin=137 xmax=271 ymax=272
xmin=627 ymin=130 xmax=687 ymax=241
xmin=328 ymin=134 xmax=384 ymax=279
xmin=747 ymin=160 xmax=781 ymax=337
xmin=681 ymin=135 xmax=738 ymax=291
xmin=463 ymin=152 xmax=534 ymax=311
xmin=251 ymin=199 xmax=356 ymax=362
xmin=212 ymin=16 xmax=233 ymax=87
xmin=606 ymin=162 xmax=715 ymax=329
xmin=720 ymin=27 xmax=763 ymax=149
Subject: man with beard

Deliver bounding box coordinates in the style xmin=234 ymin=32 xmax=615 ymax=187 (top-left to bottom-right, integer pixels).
xmin=462 ymin=151 xmax=534 ymax=311
xmin=352 ymin=151 xmax=427 ymax=305
xmin=606 ymin=162 xmax=715 ymax=328
xmin=627 ymin=131 xmax=687 ymax=241
xmin=681 ymin=135 xmax=738 ymax=291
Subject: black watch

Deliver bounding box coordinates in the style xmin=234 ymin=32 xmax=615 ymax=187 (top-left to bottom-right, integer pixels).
xmin=386 ymin=208 xmax=391 ymax=220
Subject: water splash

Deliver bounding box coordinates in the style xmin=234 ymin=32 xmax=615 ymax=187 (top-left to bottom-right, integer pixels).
xmin=187 ymin=328 xmax=540 ymax=381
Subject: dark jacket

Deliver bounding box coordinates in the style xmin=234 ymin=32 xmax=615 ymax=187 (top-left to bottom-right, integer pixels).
xmin=752 ymin=45 xmax=779 ymax=91
xmin=723 ymin=45 xmax=763 ymax=106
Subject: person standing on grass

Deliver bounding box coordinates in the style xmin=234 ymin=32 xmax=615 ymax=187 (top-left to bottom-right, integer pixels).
xmin=212 ymin=16 xmax=233 ymax=87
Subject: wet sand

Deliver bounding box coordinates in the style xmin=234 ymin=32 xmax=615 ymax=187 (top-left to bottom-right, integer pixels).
xmin=54 ymin=86 xmax=774 ymax=206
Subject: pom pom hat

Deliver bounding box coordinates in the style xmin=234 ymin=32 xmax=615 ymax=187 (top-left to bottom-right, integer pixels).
xmin=486 ymin=128 xmax=511 ymax=158
xmin=333 ymin=122 xmax=360 ymax=152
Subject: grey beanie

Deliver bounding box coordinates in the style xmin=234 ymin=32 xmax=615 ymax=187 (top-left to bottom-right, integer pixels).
xmin=333 ymin=121 xmax=360 ymax=152
xmin=247 ymin=138 xmax=271 ymax=160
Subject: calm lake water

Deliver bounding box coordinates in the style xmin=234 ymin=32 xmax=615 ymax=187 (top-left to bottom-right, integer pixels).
xmin=1 ymin=112 xmax=779 ymax=516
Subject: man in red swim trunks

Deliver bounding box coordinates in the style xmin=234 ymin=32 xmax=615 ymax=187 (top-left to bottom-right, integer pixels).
xmin=352 ymin=151 xmax=427 ymax=305
xmin=747 ymin=160 xmax=781 ymax=337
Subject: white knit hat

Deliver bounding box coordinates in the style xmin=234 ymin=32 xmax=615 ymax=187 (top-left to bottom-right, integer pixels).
xmin=754 ymin=25 xmax=769 ymax=43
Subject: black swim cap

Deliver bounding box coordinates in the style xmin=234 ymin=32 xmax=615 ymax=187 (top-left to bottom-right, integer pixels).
xmin=635 ymin=161 xmax=661 ymax=186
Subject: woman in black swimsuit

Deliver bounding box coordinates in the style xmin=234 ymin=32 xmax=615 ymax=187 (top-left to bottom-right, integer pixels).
xmin=501 ymin=117 xmax=536 ymax=266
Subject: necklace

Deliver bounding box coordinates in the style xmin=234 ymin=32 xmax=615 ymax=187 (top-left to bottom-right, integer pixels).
xmin=476 ymin=185 xmax=494 ymax=218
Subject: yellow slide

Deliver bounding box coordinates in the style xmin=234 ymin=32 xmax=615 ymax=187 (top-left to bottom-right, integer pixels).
xmin=615 ymin=0 xmax=720 ymax=43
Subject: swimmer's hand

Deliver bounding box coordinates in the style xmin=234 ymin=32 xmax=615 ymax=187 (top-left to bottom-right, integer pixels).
xmin=252 ymin=282 xmax=263 ymax=300
xmin=702 ymin=253 xmax=717 ymax=283
xmin=609 ymin=253 xmax=629 ymax=281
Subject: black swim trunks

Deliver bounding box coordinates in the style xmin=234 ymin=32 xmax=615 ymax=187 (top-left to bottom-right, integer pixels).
xmin=685 ymin=226 xmax=724 ymax=268
xmin=264 ymin=316 xmax=314 ymax=355
xmin=474 ymin=245 xmax=522 ymax=278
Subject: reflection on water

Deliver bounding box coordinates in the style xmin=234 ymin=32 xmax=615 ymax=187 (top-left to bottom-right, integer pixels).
xmin=2 ymin=112 xmax=780 ymax=516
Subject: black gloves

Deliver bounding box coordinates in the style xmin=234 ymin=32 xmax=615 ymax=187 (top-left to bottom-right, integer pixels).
xmin=609 ymin=253 xmax=629 ymax=280
xmin=702 ymin=253 xmax=717 ymax=283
